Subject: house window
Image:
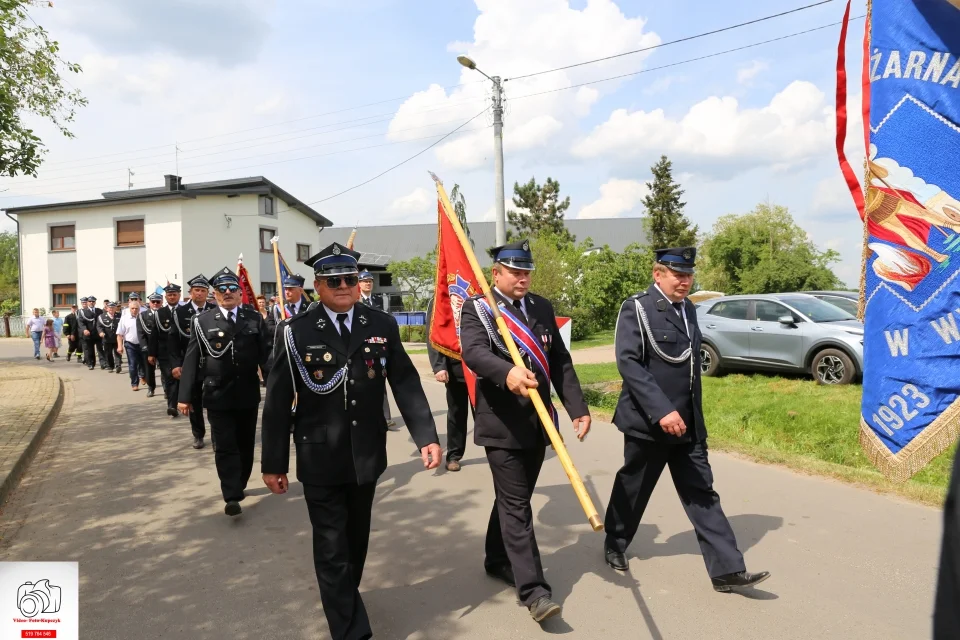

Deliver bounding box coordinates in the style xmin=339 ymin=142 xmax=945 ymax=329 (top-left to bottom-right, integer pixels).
xmin=116 ymin=219 xmax=145 ymax=246
xmin=261 ymin=282 xmax=277 ymax=300
xmin=261 ymin=196 xmax=275 ymax=216
xmin=297 ymin=243 xmax=310 ymax=262
xmin=260 ymin=228 xmax=275 ymax=252
xmin=379 ymin=273 xmax=393 ymax=287
xmin=52 ymin=284 xmax=77 ymax=308
xmin=50 ymin=225 xmax=75 ymax=251
xmin=118 ymin=281 xmax=146 ymax=303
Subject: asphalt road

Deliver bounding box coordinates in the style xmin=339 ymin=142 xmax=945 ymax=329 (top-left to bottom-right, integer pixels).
xmin=0 ymin=339 xmax=941 ymax=639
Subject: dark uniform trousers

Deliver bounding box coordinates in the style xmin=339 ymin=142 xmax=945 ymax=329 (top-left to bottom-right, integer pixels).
xmin=261 ymin=302 xmax=439 ymax=640
xmin=140 ymin=345 xmax=156 ymax=391
xmin=604 ymin=286 xmax=746 ymax=579
xmin=484 ymin=445 xmax=549 ymax=604
xmin=458 ymin=291 xmax=588 ymax=608
xmin=207 ymin=409 xmax=257 ymax=502
xmin=444 ymin=375 xmax=469 ymax=461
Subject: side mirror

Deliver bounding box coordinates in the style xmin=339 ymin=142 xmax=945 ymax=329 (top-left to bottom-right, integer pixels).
xmin=778 ymin=315 xmax=796 ymax=326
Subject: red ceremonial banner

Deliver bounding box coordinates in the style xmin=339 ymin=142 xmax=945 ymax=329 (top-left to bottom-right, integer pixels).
xmin=237 ymin=257 xmax=260 ymax=311
xmin=429 ymin=198 xmax=480 ymax=404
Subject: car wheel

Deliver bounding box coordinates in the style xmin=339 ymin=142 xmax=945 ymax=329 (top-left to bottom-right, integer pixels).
xmin=811 ymin=348 xmax=855 ymax=385
xmin=700 ymin=344 xmax=722 ymax=377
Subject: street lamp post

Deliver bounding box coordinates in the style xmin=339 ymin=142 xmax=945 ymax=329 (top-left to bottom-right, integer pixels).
xmin=458 ymin=55 xmax=506 ymax=246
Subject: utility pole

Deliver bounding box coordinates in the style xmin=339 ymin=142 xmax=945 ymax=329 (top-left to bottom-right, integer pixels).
xmin=127 ymin=168 xmax=134 ymax=189
xmin=458 ymin=56 xmax=507 ymax=246
xmin=491 ymin=75 xmax=506 ymax=246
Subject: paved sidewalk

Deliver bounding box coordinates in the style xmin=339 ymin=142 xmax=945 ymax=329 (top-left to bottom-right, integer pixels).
xmin=0 ymin=359 xmax=63 ymax=508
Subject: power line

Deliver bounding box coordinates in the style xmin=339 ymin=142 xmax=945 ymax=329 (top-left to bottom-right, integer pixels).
xmin=508 ymin=16 xmax=865 ymax=103
xmin=282 ymin=107 xmax=492 ymax=209
xmin=507 ymin=0 xmax=837 ymax=82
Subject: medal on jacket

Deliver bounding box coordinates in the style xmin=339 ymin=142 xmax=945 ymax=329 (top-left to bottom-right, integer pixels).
xmin=323 ymin=352 xmax=332 ymax=362
xmin=366 ymin=359 xmax=375 ymax=379
xmin=381 ymin=356 xmax=387 ymax=377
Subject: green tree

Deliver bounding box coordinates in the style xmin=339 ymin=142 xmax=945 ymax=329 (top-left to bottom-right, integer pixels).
xmin=644 ymin=155 xmax=697 ymax=248
xmin=529 ymin=232 xmax=579 ymax=314
xmin=390 ymin=251 xmax=436 ymax=311
xmin=507 ymin=176 xmax=574 ymax=244
xmin=699 ymin=202 xmax=842 ymax=294
xmin=0 ymin=230 xmax=18 ymax=314
xmin=578 ymin=242 xmax=654 ymax=330
xmin=450 ymin=183 xmax=472 ymax=246
xmin=0 ymin=0 xmax=86 ymax=177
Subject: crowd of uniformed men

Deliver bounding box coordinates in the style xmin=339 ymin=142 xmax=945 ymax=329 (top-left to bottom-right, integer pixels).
xmin=56 ymin=240 xmax=772 ymax=639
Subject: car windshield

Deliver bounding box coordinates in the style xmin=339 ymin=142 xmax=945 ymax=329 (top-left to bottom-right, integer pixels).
xmin=780 ymin=296 xmax=857 ymax=322
xmin=819 ymin=296 xmax=859 ymax=316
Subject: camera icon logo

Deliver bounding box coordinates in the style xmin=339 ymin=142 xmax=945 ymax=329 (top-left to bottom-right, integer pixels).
xmin=17 ymin=579 xmax=61 ymax=618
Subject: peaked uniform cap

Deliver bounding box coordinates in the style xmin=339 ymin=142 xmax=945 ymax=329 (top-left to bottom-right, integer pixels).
xmin=655 ymin=247 xmax=697 ymax=274
xmin=488 ymin=239 xmax=535 ymax=271
xmin=187 ymin=274 xmax=210 ymax=289
xmin=304 ymin=242 xmax=361 ymax=276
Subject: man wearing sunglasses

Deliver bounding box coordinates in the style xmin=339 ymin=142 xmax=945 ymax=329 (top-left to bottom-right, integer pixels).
xmin=261 ymin=242 xmax=441 ymax=640
xmin=169 ymin=274 xmax=217 ymax=449
xmin=178 ymin=268 xmax=271 ymax=517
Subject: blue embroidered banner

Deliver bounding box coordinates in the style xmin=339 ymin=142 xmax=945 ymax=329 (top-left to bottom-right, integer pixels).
xmin=861 ymin=0 xmax=960 ymax=480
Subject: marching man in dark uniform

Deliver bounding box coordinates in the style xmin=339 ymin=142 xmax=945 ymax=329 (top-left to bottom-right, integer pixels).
xmin=459 ymin=239 xmax=591 ymax=624
xmin=151 ymin=283 xmax=182 ymax=415
xmin=275 ymin=273 xmax=308 ymax=320
xmin=261 ymin=242 xmax=441 ymax=640
xmin=603 ymin=247 xmax=770 ymax=593
xmin=169 ymin=275 xmax=217 ymax=448
xmin=97 ymin=301 xmax=120 ymax=373
xmin=179 ymin=268 xmax=271 ymax=517
xmin=138 ymin=293 xmax=162 ymax=397
xmin=63 ymin=303 xmax=80 ymax=363
xmin=77 ymin=296 xmax=100 ymax=370
xmin=426 ymin=295 xmax=470 ymax=472
xmin=359 ymin=270 xmax=395 ymax=429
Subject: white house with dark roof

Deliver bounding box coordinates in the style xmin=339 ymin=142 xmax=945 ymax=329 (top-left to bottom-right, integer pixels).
xmin=4 ymin=175 xmax=332 ymax=312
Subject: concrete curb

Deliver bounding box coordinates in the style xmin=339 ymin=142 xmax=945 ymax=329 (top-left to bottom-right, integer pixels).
xmin=0 ymin=373 xmax=64 ymax=508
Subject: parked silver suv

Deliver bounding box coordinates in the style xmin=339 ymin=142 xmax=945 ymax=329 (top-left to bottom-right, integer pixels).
xmin=695 ymin=293 xmax=864 ymax=384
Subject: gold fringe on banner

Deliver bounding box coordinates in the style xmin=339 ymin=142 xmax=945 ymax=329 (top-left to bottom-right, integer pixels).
xmin=860 ymin=398 xmax=960 ymax=483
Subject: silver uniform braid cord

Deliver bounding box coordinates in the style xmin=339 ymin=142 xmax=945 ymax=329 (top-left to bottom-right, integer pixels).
xmin=138 ymin=311 xmax=152 ymax=336
xmin=283 ymin=325 xmax=349 ymax=410
xmin=633 ymin=299 xmax=695 ymax=390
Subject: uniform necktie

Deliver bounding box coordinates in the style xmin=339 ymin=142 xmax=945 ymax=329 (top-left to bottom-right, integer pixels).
xmin=337 ymin=313 xmax=351 ymax=346
xmin=671 ymin=301 xmax=683 ymax=314
xmin=227 ymin=310 xmax=236 ymax=326
xmin=287 ymin=303 xmax=295 ymax=316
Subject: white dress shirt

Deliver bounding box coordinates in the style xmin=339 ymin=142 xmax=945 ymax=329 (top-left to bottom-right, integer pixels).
xmin=218 ymin=306 xmax=238 ymax=323
xmin=323 ymin=304 xmax=354 ymax=334
xmin=495 ymin=287 xmax=528 ymax=317
xmin=116 ymin=314 xmax=140 ymax=344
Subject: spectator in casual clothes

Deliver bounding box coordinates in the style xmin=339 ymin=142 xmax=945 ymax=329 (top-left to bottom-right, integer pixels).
xmin=117 ymin=301 xmax=145 ymax=391
xmin=52 ymin=309 xmax=64 ymax=357
xmin=42 ymin=319 xmax=57 ymax=361
xmin=25 ymin=309 xmax=45 ymax=360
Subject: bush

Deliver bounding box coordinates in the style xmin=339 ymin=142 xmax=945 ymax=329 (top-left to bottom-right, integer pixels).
xmin=399 ymin=325 xmax=426 ymax=342
xmin=567 ymin=307 xmax=597 ymax=341
xmin=582 ymin=388 xmax=619 ymax=411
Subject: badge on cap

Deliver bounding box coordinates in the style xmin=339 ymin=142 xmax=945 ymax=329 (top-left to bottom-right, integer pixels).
xmin=682 ymin=248 xmax=693 ymax=260
xmin=332 ymin=245 xmax=341 ymax=255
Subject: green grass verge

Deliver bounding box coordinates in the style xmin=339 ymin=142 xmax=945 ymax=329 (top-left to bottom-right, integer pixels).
xmin=405 ymin=348 xmax=428 ymax=355
xmin=570 ymin=329 xmax=615 ymax=350
xmin=572 ymin=363 xmax=953 ymax=506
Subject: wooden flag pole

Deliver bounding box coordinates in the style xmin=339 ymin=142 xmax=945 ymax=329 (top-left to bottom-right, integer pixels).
xmin=432 ymin=174 xmax=603 ymax=532
xmin=271 ymin=236 xmax=287 ymax=320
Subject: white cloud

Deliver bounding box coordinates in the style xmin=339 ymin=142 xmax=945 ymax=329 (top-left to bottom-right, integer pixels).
xmin=737 ymin=60 xmax=768 ymax=85
xmin=578 ymin=178 xmax=648 ymax=218
xmin=387 ymin=187 xmax=432 ymax=215
xmin=388 ymin=0 xmax=661 ymax=170
xmin=572 ymin=80 xmax=836 ymax=178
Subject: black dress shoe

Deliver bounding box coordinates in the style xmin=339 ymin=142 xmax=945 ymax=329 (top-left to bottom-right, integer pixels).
xmin=66 ymin=353 xmax=71 ymax=362
xmin=167 ymin=407 xmax=178 ymax=418
xmin=224 ymin=501 xmax=242 ymax=517
xmin=192 ymin=437 xmax=204 ymax=449
xmin=484 ymin=563 xmax=516 ymax=587
xmin=711 ymin=570 xmax=771 ymax=592
xmin=528 ymin=596 xmax=561 ymax=622
xmin=146 ymin=389 xmax=155 ymax=397
xmin=605 ymin=547 xmax=628 ymax=571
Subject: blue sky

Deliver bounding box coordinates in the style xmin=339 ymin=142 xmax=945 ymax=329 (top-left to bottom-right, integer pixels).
xmin=0 ymin=0 xmax=869 ymax=285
